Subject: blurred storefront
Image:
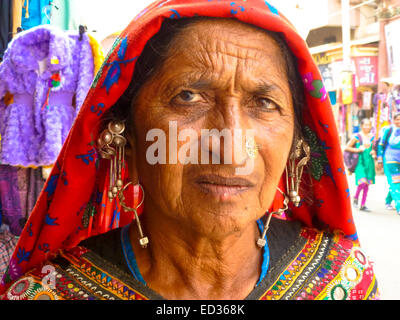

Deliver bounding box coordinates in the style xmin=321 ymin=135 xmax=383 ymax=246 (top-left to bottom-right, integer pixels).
xmin=311 ymin=43 xmax=379 ymax=143
xmin=304 ymin=0 xmax=400 ymax=143
xmin=374 ymin=1 xmax=400 ymax=139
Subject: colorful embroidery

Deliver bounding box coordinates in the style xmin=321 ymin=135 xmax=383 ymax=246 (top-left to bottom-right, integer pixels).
xmin=16 ymin=248 xmax=31 ymax=265
xmin=38 ymin=243 xmax=51 ymax=253
xmin=169 ymin=9 xmax=181 ymax=18
xmin=259 ymin=229 xmax=377 ymax=300
xmin=265 ymin=1 xmax=279 ymax=15
xmin=75 ymin=149 xmax=97 ymax=165
xmin=44 ymin=214 xmax=59 ymax=226
xmin=2 ymin=246 xmax=151 ymax=300
xmin=91 ymin=37 xmax=121 ymax=89
xmin=82 ymin=200 xmax=97 ymax=229
xmin=302 ymin=72 xmax=327 ymax=101
xmin=90 ymin=102 xmax=105 ymax=116
xmin=102 ymin=37 xmax=137 ymax=93
xmin=230 ymin=2 xmax=245 ymax=15
xmin=1 ymin=227 xmax=377 ymax=300
xmin=303 ymin=126 xmax=331 ymax=181
xmin=6 ymin=277 xmax=35 ymax=300
xmin=260 ymin=229 xmax=324 ymax=300
xmin=44 ymin=162 xmax=68 ymax=198
xmin=316 ymin=247 xmax=376 ymax=300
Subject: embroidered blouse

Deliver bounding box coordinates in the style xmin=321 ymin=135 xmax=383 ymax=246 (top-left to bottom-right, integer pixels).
xmin=1 ymin=218 xmax=379 ymax=300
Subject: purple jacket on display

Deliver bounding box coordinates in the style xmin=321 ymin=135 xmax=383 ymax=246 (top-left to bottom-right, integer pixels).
xmin=0 ymin=25 xmax=94 ymax=167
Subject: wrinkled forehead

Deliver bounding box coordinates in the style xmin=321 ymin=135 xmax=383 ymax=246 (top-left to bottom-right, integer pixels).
xmin=173 ymin=18 xmax=279 ymax=42
xmin=166 ymin=18 xmax=285 ymax=62
xmin=153 ymin=18 xmax=289 ymax=89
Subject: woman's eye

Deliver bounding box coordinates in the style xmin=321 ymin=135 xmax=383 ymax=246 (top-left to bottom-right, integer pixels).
xmin=179 ymin=90 xmax=196 ymax=101
xmin=258 ymin=98 xmax=279 ymax=111
xmin=172 ymin=90 xmax=202 ymax=104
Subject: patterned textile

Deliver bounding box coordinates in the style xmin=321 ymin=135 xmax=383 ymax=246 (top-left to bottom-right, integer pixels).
xmin=0 ymin=164 xmax=45 ymax=236
xmin=0 ymin=25 xmax=94 ymax=167
xmin=0 ymin=230 xmax=19 ymax=281
xmin=258 ymin=229 xmax=378 ymax=300
xmin=0 ymin=165 xmax=22 ymax=235
xmin=0 ymin=227 xmax=378 ymax=300
xmin=0 ymin=0 xmax=372 ymax=295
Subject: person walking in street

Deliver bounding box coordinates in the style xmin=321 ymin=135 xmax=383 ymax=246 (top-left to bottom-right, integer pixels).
xmin=384 ymin=189 xmax=394 ymax=210
xmin=378 ymin=113 xmax=400 ymax=215
xmin=345 ymin=119 xmax=376 ymax=211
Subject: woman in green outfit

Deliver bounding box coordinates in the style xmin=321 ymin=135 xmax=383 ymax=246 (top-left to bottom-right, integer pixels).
xmin=377 ymin=113 xmax=400 ymax=215
xmin=345 ymin=119 xmax=376 ymax=211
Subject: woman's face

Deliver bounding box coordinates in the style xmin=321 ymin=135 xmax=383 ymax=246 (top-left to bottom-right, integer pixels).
xmin=131 ymin=19 xmax=295 ymax=238
xmin=361 ymin=120 xmax=372 ymax=133
xmin=394 ymin=116 xmax=400 ymax=128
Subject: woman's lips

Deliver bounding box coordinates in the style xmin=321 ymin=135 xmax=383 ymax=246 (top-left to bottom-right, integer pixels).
xmin=195 ymin=174 xmax=255 ymax=198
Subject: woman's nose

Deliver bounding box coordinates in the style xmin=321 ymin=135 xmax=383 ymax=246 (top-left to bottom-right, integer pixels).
xmin=201 ymin=97 xmax=251 ymax=167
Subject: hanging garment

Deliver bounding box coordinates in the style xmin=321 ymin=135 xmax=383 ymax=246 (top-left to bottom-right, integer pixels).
xmin=36 ymin=30 xmax=95 ymax=164
xmin=87 ymin=34 xmax=105 ymax=75
xmin=11 ymin=0 xmax=23 ymax=35
xmin=0 ymin=165 xmax=44 ymax=236
xmin=0 ymin=230 xmax=19 ymax=280
xmin=0 ymin=25 xmax=95 ymax=167
xmin=21 ymin=0 xmax=51 ymax=31
xmin=0 ymin=0 xmax=13 ymax=60
xmin=0 ymin=165 xmax=22 ymax=235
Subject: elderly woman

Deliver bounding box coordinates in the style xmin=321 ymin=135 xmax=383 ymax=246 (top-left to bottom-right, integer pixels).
xmin=0 ymin=0 xmax=378 ymax=300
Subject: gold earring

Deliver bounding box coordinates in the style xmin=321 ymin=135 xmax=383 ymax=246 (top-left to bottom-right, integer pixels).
xmin=257 ymin=187 xmax=289 ymax=248
xmin=286 ymin=139 xmax=310 ymax=207
xmin=118 ymin=182 xmax=149 ymax=248
xmin=97 ymin=121 xmax=127 ymax=201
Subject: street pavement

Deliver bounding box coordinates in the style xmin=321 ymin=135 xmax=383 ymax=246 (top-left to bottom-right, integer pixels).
xmin=348 ymin=173 xmax=400 ymax=300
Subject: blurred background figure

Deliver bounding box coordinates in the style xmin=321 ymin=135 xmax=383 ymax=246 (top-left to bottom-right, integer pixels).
xmin=345 ymin=118 xmax=376 ymax=211
xmin=377 ymin=113 xmax=400 ymax=215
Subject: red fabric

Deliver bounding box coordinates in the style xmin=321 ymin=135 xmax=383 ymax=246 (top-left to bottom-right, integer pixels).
xmin=0 ymin=0 xmax=356 ymax=293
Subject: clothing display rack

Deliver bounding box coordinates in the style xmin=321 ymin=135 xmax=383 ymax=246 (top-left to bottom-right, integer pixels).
xmin=0 ymin=1 xmax=105 ymax=279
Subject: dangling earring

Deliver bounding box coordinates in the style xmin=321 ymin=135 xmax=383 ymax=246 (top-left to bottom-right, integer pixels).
xmin=286 ymin=139 xmax=310 ymax=207
xmin=118 ymin=182 xmax=149 ymax=248
xmin=97 ymin=121 xmax=127 ymax=201
xmin=98 ymin=121 xmax=148 ymax=248
xmin=257 ymin=187 xmax=289 ymax=248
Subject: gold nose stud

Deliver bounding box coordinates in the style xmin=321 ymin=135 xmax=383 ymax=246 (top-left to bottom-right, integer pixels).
xmin=245 ymin=136 xmax=259 ymax=159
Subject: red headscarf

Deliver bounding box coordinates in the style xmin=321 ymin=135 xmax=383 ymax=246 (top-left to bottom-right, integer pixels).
xmin=0 ymin=0 xmax=356 ymax=292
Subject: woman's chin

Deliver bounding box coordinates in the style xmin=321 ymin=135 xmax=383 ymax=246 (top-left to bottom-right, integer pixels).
xmin=177 ymin=204 xmax=260 ymax=238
